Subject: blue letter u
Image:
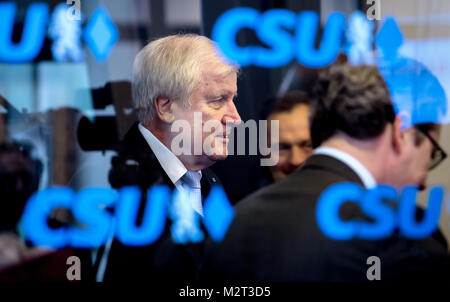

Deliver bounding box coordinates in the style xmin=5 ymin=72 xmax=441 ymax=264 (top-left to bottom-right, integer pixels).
xmin=0 ymin=2 xmax=49 ymax=62
xmin=116 ymin=186 xmax=170 ymax=246
xmin=399 ymin=186 xmax=443 ymax=239
xmin=295 ymin=11 xmax=345 ymax=68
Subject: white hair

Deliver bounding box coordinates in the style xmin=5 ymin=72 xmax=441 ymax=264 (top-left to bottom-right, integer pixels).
xmin=132 ymin=34 xmax=238 ymax=124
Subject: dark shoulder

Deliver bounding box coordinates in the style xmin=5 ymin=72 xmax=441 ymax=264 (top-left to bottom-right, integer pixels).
xmin=109 ymin=122 xmax=168 ymax=188
xmin=234 ymin=163 xmax=352 ymax=214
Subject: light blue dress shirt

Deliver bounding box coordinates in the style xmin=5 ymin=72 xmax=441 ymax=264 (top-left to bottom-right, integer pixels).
xmin=138 ymin=123 xmax=203 ymax=215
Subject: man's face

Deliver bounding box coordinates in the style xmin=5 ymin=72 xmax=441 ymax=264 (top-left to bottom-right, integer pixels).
xmin=268 ymin=104 xmax=313 ymax=181
xmin=397 ymin=127 xmax=440 ymax=190
xmin=170 ymin=63 xmax=240 ymax=166
xmin=0 ymin=151 xmax=34 ymax=194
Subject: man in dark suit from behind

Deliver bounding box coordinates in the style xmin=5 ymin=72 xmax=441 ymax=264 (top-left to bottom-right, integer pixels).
xmin=100 ymin=34 xmax=241 ymax=282
xmin=200 ymin=62 xmax=450 ymax=281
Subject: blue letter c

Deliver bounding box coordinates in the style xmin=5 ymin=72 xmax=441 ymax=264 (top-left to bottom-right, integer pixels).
xmin=22 ymin=187 xmax=73 ymax=249
xmin=212 ymin=7 xmax=259 ymax=67
xmin=316 ymin=182 xmax=363 ymax=240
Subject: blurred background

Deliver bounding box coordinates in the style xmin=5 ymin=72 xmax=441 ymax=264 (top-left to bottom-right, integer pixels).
xmin=1 ymin=0 xmax=450 ymax=253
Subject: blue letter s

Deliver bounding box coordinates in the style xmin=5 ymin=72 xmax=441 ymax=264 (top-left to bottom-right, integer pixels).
xmin=254 ymin=9 xmax=296 ymax=67
xmin=70 ymin=188 xmax=117 ymax=248
xmin=359 ymin=185 xmax=397 ymax=239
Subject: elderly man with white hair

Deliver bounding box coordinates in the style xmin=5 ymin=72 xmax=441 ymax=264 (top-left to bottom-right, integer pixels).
xmin=101 ymin=34 xmax=241 ymax=282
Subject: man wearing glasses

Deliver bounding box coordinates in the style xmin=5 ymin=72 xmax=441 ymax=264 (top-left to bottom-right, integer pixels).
xmin=200 ymin=62 xmax=450 ymax=282
xmin=375 ymin=120 xmax=447 ymax=192
xmin=416 ymin=124 xmax=447 ymax=169
xmin=411 ymin=123 xmax=447 ymax=187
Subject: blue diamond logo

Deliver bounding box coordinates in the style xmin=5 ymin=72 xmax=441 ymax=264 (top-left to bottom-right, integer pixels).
xmin=203 ymin=186 xmax=234 ymax=242
xmin=84 ymin=7 xmax=118 ymax=61
xmin=376 ymin=17 xmax=403 ymax=60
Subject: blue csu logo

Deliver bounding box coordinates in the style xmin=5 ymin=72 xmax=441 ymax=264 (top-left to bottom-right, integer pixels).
xmin=316 ymin=183 xmax=444 ymax=240
xmin=213 ymin=8 xmax=447 ymax=126
xmin=21 ymin=186 xmax=234 ymax=249
xmin=0 ymin=2 xmax=118 ymax=62
xmin=22 ymin=183 xmax=444 ymax=248
xmin=212 ymin=7 xmax=398 ymax=68
xmin=212 ymin=7 xmax=346 ymax=68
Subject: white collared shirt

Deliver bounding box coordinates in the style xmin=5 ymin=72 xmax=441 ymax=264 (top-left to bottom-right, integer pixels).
xmin=314 ymin=147 xmax=377 ymax=189
xmin=138 ymin=123 xmax=203 ymax=214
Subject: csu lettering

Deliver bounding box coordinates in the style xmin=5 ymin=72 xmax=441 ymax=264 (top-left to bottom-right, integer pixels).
xmin=22 ymin=186 xmax=169 ymax=249
xmin=212 ymin=8 xmax=346 ymax=68
xmin=21 ymin=185 xmax=232 ymax=248
xmin=316 ymin=183 xmax=443 ymax=240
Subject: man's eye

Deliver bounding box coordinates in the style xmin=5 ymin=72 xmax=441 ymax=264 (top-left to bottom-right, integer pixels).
xmin=209 ymin=99 xmax=225 ymax=107
xmin=279 ymin=143 xmax=291 ymax=150
xmin=299 ymin=141 xmax=313 ymax=150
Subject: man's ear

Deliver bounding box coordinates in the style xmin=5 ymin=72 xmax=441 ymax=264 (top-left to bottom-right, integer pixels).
xmin=397 ymin=111 xmax=412 ymax=130
xmin=154 ymin=96 xmax=175 ymax=123
xmin=392 ymin=115 xmax=404 ymax=154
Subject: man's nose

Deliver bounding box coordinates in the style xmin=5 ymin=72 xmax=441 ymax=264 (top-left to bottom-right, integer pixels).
xmin=289 ymin=146 xmax=305 ymax=167
xmin=223 ymin=100 xmax=241 ymax=125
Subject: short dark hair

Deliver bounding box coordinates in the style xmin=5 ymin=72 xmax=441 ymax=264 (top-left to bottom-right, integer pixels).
xmin=310 ymin=63 xmax=396 ymax=148
xmin=269 ymin=91 xmax=310 ymax=116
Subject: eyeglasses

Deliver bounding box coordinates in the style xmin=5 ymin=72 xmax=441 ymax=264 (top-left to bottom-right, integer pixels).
xmin=416 ymin=128 xmax=447 ymax=170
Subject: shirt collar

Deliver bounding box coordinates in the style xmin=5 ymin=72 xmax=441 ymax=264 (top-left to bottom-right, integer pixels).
xmin=314 ymin=146 xmax=377 ymax=188
xmin=138 ymin=123 xmax=188 ymax=185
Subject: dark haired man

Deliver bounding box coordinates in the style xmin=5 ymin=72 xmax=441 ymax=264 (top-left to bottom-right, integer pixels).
xmin=200 ymin=63 xmax=450 ymax=281
xmin=264 ymin=91 xmax=313 ymax=183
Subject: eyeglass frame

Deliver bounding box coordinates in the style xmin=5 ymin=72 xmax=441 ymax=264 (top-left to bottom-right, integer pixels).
xmin=414 ymin=126 xmax=447 ymax=170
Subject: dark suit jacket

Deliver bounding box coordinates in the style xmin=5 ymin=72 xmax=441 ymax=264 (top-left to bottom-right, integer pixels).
xmin=200 ymin=154 xmax=450 ymax=282
xmin=101 ymin=122 xmax=220 ymax=281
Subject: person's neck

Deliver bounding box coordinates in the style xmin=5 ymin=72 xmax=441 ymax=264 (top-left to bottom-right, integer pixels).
xmin=142 ymin=122 xmax=212 ymax=171
xmin=321 ymin=133 xmax=388 ymax=184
